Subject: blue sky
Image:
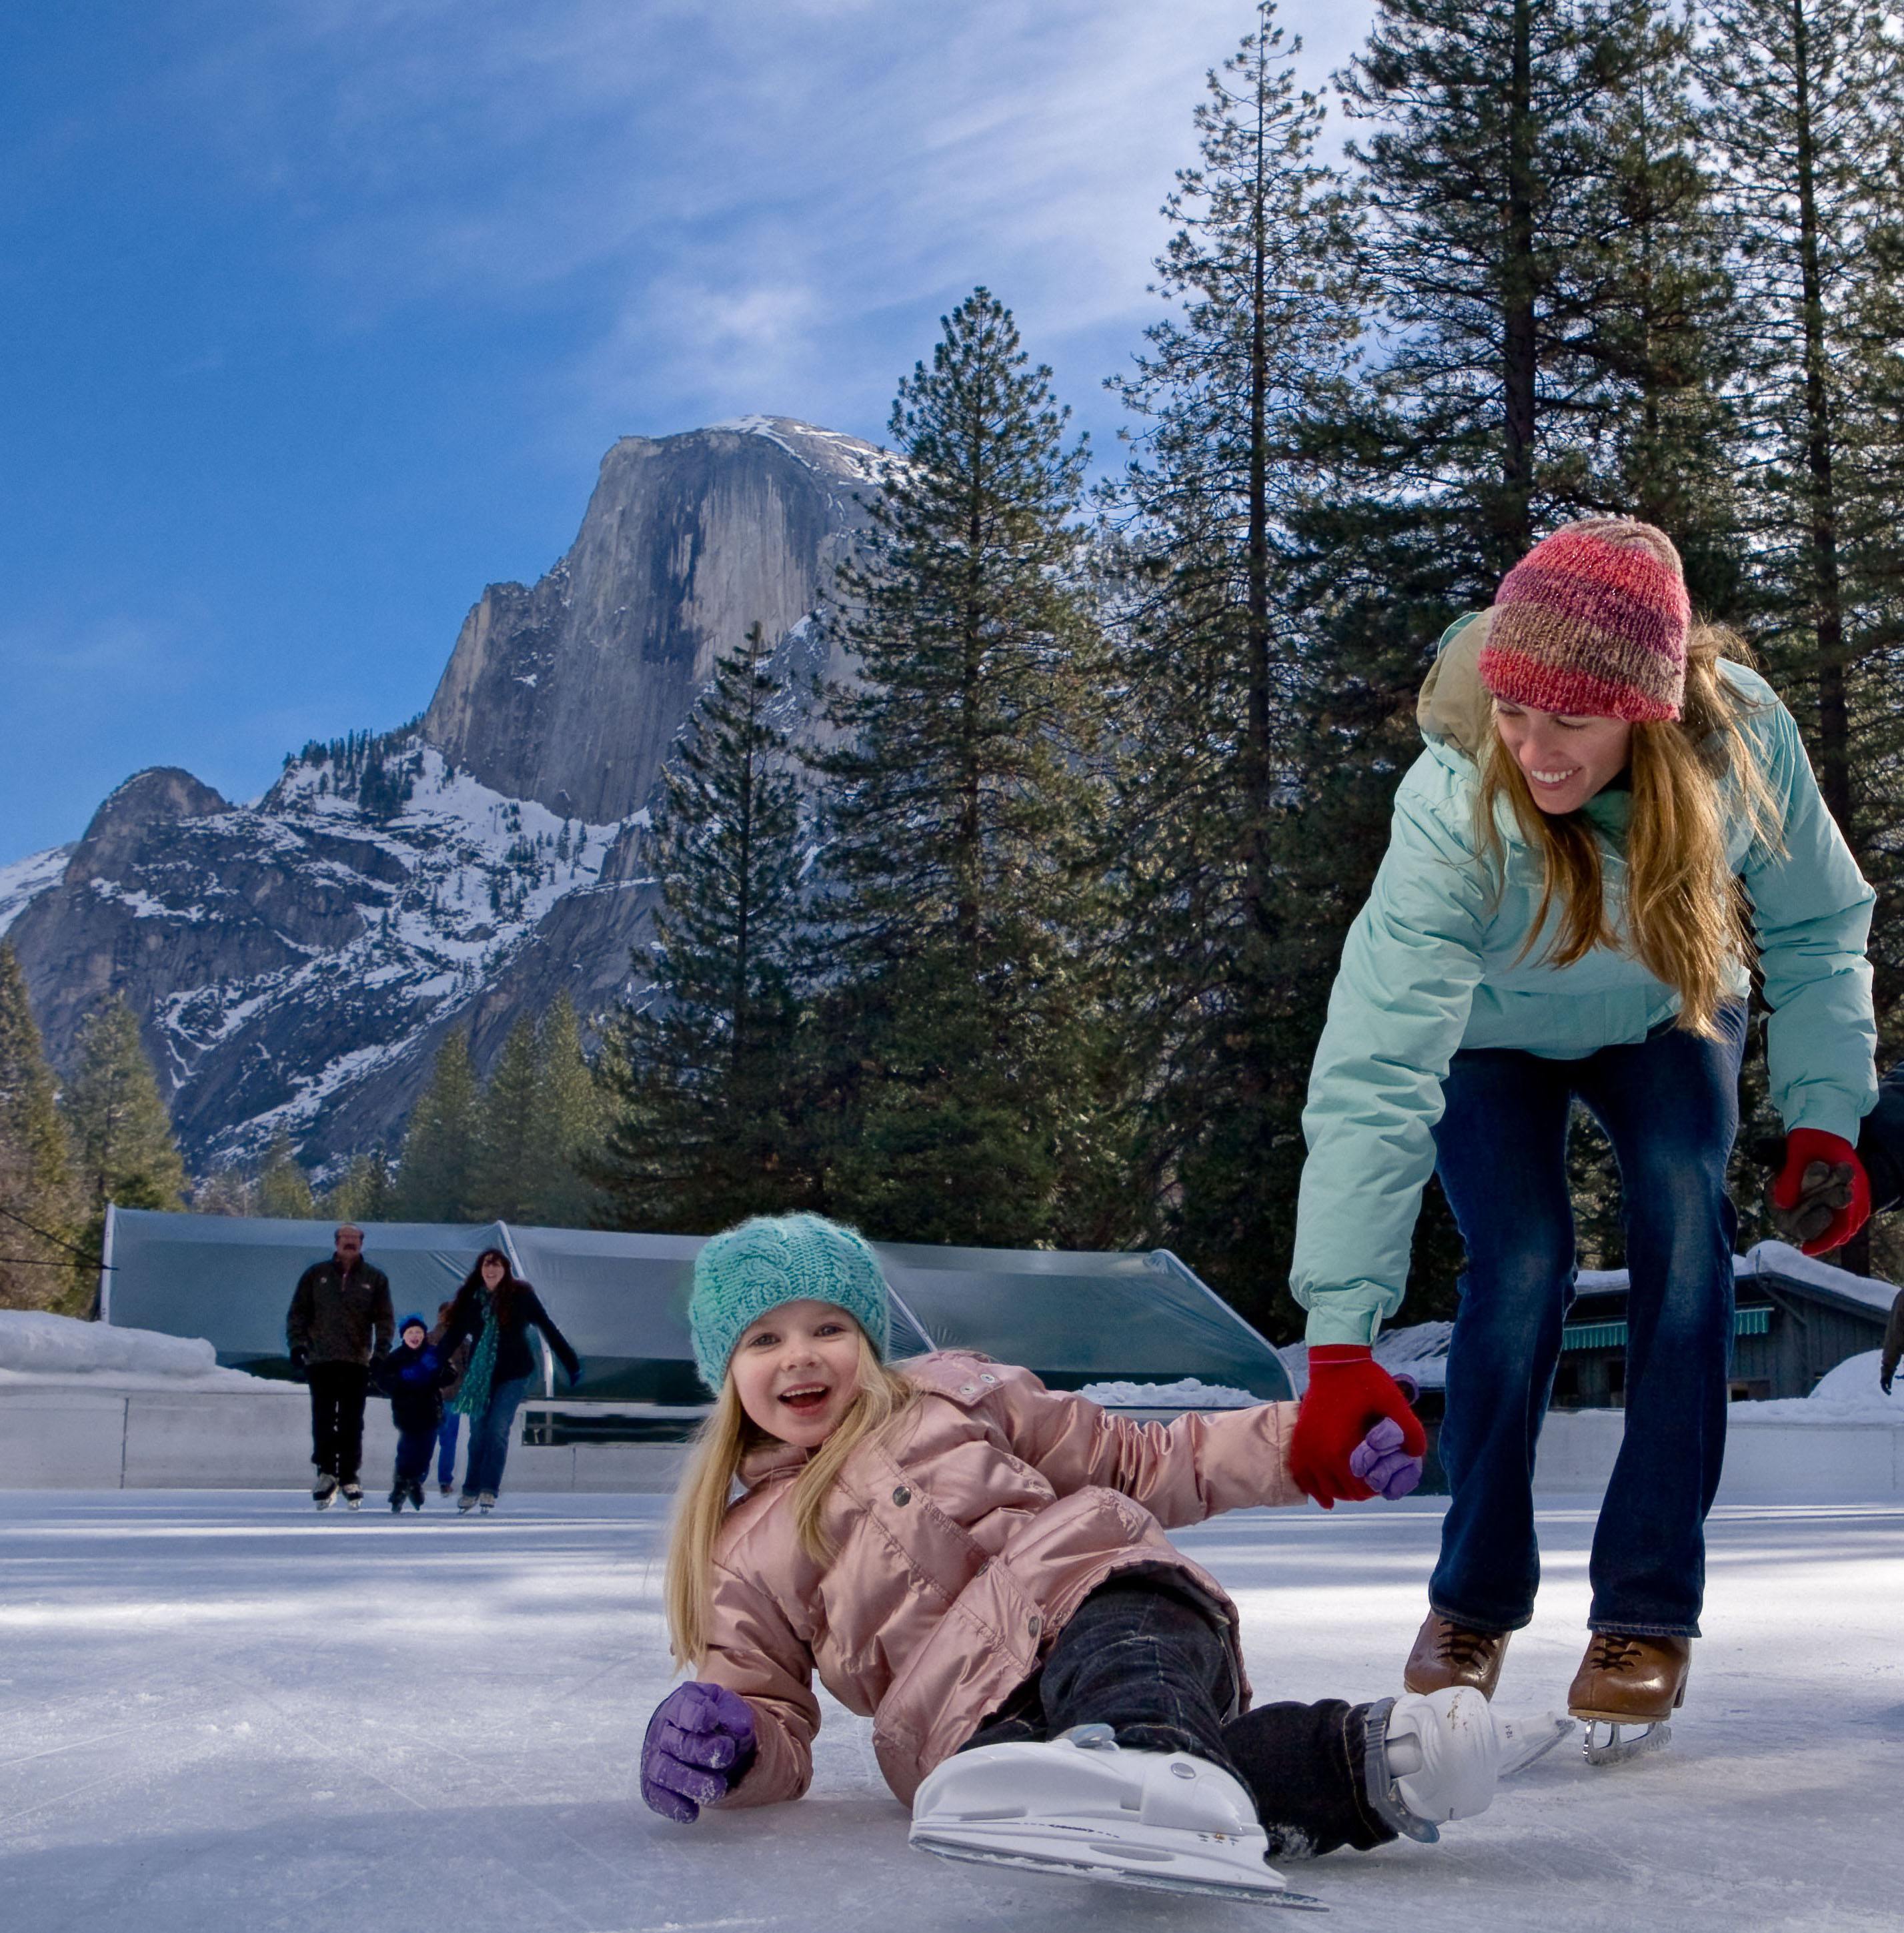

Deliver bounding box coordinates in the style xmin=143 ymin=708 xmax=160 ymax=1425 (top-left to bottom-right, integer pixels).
xmin=0 ymin=0 xmax=1374 ymax=858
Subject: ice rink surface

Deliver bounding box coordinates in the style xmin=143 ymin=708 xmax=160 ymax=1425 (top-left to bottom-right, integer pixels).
xmin=2 ymin=1489 xmax=1898 ymax=1933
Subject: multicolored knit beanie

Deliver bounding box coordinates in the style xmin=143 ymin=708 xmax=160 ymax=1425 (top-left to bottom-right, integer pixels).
xmin=688 ymin=1213 xmax=892 ymax=1391
xmin=1477 ymin=517 xmax=1690 ymax=722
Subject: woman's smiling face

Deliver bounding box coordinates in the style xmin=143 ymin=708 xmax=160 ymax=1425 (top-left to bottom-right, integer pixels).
xmin=729 ymin=1300 xmax=864 ymax=1449
xmin=1493 ymin=700 xmax=1633 ymax=816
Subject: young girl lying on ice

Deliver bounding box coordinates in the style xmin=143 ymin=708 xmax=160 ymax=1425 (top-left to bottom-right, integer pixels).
xmin=640 ymin=1215 xmax=1561 ymax=1902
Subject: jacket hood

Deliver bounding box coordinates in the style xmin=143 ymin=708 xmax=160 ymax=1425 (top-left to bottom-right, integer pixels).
xmin=1418 ymin=610 xmax=1493 ymax=762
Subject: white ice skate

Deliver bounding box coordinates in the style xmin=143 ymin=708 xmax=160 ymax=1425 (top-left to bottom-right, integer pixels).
xmin=1366 ymin=1690 xmax=1575 ymax=1843
xmin=909 ymin=1725 xmax=1324 ymax=1910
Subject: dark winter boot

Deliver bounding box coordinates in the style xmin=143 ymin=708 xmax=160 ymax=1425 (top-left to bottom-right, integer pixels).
xmin=1404 ymin=1612 xmax=1510 ymax=1700
xmin=341 ymin=1482 xmax=364 ymax=1511
xmin=313 ymin=1474 xmax=339 ymax=1510
xmin=408 ymin=1479 xmax=425 ymax=1511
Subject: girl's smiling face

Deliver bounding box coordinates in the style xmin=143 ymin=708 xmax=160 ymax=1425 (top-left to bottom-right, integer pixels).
xmin=1493 ymin=700 xmax=1633 ymax=815
xmin=730 ymin=1300 xmax=864 ymax=1449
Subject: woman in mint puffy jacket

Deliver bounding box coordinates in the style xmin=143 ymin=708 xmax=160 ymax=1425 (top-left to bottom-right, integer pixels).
xmin=1284 ymin=518 xmax=1875 ymax=1744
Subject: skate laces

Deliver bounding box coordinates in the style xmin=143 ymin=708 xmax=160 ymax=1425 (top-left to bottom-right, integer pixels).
xmin=1436 ymin=1624 xmax=1501 ymax=1669
xmin=1583 ymin=1633 xmax=1643 ymax=1673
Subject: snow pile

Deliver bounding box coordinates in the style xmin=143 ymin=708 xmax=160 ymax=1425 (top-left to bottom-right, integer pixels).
xmin=1077 ymin=1377 xmax=1260 ymax=1409
xmin=1743 ymin=1239 xmax=1899 ymax=1317
xmin=1727 ymin=1349 xmax=1904 ymax=1425
xmin=0 ymin=1311 xmax=267 ymax=1389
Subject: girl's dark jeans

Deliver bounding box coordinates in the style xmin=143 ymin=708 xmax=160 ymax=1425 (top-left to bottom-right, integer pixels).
xmin=962 ymin=1573 xmax=1395 ymax=1859
xmin=1429 ymin=1001 xmax=1747 ymax=1638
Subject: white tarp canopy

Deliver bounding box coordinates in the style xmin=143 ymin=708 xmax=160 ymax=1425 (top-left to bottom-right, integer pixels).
xmin=101 ymin=1209 xmax=1294 ymax=1405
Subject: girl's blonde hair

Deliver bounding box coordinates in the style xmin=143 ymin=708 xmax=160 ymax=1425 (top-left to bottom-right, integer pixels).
xmin=1476 ymin=622 xmax=1783 ymax=1036
xmin=664 ymin=1323 xmax=919 ymax=1670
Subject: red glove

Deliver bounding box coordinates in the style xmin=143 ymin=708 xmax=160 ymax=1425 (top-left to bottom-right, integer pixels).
xmin=1770 ymin=1129 xmax=1871 ymax=1257
xmin=1290 ymin=1345 xmax=1428 ymax=1509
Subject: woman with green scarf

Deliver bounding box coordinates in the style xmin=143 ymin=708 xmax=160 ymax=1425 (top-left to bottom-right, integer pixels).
xmin=440 ymin=1248 xmax=582 ymax=1513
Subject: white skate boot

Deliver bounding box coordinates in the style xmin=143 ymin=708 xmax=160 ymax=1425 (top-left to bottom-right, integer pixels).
xmin=1366 ymin=1689 xmax=1574 ymax=1843
xmin=910 ymin=1724 xmax=1324 ymax=1910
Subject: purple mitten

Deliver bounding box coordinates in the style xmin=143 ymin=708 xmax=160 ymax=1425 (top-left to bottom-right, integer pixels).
xmin=1349 ymin=1416 xmax=1424 ymax=1501
xmin=641 ymin=1682 xmax=757 ymax=1824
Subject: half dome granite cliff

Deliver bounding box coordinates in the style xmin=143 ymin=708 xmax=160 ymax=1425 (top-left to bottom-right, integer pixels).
xmin=0 ymin=418 xmax=887 ymax=1169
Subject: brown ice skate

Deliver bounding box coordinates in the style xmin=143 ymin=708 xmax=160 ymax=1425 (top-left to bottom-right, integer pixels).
xmin=1567 ymin=1632 xmax=1689 ymax=1765
xmin=1403 ymin=1612 xmax=1511 ymax=1698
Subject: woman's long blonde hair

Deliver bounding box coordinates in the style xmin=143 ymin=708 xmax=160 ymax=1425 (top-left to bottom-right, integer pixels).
xmin=664 ymin=1324 xmax=919 ymax=1670
xmin=1476 ymin=622 xmax=1783 ymax=1035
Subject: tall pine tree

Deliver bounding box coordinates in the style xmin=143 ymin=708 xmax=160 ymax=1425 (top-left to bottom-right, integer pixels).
xmin=596 ymin=624 xmax=812 ymax=1234
xmin=0 ymin=944 xmax=82 ymax=1313
xmin=472 ymin=1014 xmax=542 ymax=1221
xmin=530 ymin=995 xmax=605 ymax=1227
xmin=317 ymin=1149 xmax=396 ymax=1225
xmin=61 ymin=997 xmax=187 ymax=1267
xmin=1699 ymin=0 xmax=1904 ymax=866
xmin=814 ymin=289 xmax=1108 ymax=1247
xmin=391 ymin=1029 xmax=480 ymax=1221
xmin=1567 ymin=0 xmax=1741 ymax=585
xmin=253 ymin=1131 xmax=316 ymax=1219
xmin=1099 ymin=1 xmax=1366 ymax=1309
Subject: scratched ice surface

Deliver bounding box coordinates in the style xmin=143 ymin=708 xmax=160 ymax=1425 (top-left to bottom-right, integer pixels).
xmin=1 ymin=1491 xmax=1897 ymax=1932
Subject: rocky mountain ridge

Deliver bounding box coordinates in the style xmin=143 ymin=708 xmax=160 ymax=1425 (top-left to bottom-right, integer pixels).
xmin=1 ymin=417 xmax=886 ymax=1171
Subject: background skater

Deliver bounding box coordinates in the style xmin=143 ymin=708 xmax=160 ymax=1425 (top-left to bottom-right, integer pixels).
xmin=286 ymin=1223 xmax=394 ymax=1511
xmin=374 ymin=1313 xmax=457 ymax=1511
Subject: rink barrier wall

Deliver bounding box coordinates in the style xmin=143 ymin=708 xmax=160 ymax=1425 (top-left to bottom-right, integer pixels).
xmin=0 ymin=1387 xmax=688 ymax=1492
xmin=1 ymin=1385 xmax=1901 ymax=1495
xmin=1531 ymin=1407 xmax=1904 ymax=1497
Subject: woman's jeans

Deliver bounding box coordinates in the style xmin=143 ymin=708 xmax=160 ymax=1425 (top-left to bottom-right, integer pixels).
xmin=1429 ymin=1003 xmax=1747 ymax=1638
xmin=435 ymin=1412 xmax=461 ymax=1487
xmin=463 ymin=1375 xmax=532 ymax=1498
xmin=962 ymin=1573 xmax=1394 ymax=1859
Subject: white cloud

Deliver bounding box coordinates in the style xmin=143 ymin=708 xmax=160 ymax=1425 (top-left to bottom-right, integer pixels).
xmin=157 ymin=1 xmax=1380 ymax=438
xmin=6 ymin=614 xmax=188 ymax=684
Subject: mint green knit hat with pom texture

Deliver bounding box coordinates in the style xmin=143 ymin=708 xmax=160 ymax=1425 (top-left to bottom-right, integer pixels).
xmin=689 ymin=1213 xmax=892 ymax=1391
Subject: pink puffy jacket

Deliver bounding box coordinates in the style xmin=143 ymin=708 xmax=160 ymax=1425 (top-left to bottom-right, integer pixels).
xmin=700 ymin=1351 xmax=1304 ymax=1808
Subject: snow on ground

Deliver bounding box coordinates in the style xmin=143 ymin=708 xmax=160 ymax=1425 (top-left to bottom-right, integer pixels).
xmin=1 ymin=1490 xmax=1897 ymax=1933
xmin=0 ymin=1311 xmax=267 ymax=1391
xmin=1731 ymin=1349 xmax=1904 ymax=1424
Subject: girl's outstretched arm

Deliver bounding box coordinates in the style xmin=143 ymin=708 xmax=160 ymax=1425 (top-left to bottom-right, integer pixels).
xmin=952 ymin=1359 xmax=1306 ymax=1527
xmin=693 ymin=1557 xmax=822 ymax=1807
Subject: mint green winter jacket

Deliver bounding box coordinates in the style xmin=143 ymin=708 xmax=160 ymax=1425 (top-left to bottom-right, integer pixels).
xmin=1292 ymin=613 xmax=1877 ymax=1347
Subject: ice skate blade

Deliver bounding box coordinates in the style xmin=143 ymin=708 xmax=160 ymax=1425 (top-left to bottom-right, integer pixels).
xmin=912 ymin=1835 xmax=1326 ymax=1910
xmin=1579 ymin=1718 xmax=1671 ymax=1766
xmin=1499 ymin=1714 xmax=1576 ymax=1776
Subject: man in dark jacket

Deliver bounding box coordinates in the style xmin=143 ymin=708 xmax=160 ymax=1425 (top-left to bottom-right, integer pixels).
xmin=1881 ymin=1288 xmax=1903 ymax=1399
xmin=286 ymin=1225 xmax=393 ymax=1509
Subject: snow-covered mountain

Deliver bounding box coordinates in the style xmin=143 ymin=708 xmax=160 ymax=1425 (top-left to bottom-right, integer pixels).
xmin=2 ymin=417 xmax=886 ymax=1171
